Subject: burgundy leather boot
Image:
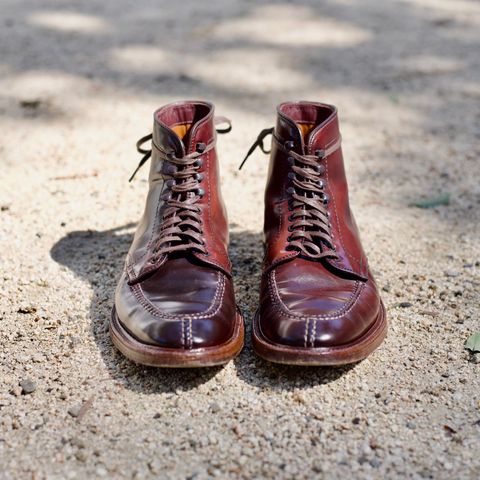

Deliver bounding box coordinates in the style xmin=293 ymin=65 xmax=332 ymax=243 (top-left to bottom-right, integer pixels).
xmin=111 ymin=101 xmax=244 ymax=367
xmin=243 ymin=101 xmax=387 ymax=365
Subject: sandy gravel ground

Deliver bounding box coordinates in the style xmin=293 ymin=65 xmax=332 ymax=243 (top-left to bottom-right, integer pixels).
xmin=1 ymin=0 xmax=479 ymax=478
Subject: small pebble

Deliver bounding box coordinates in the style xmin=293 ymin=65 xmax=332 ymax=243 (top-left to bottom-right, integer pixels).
xmin=75 ymin=450 xmax=88 ymax=462
xmin=68 ymin=404 xmax=82 ymax=418
xmin=19 ymin=378 xmax=36 ymax=395
xmin=444 ymin=270 xmax=459 ymax=278
xmin=70 ymin=437 xmax=86 ymax=449
xmin=11 ymin=386 xmax=22 ymax=397
xmin=398 ymin=302 xmax=413 ymax=308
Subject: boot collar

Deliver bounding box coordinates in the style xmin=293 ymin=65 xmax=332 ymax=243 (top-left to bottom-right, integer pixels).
xmin=153 ymin=100 xmax=216 ymax=157
xmin=276 ymin=101 xmax=340 ymax=155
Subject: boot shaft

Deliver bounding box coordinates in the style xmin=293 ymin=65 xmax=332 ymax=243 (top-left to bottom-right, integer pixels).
xmin=127 ymin=101 xmax=231 ymax=283
xmin=263 ymin=101 xmax=369 ymax=279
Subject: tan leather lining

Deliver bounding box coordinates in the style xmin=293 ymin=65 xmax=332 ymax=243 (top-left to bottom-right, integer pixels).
xmin=171 ymin=123 xmax=192 ymax=140
xmin=297 ymin=122 xmax=316 ymax=141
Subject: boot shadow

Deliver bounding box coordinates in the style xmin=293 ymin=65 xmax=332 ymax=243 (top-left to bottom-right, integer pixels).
xmin=229 ymin=226 xmax=356 ymax=390
xmin=50 ymin=223 xmax=221 ymax=393
xmin=50 ymin=224 xmax=354 ymax=393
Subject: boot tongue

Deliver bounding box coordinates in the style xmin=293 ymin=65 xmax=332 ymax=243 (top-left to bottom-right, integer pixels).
xmin=297 ymin=122 xmax=318 ymax=152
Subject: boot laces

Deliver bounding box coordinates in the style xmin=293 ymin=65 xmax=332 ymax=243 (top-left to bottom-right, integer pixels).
xmin=241 ymin=128 xmax=340 ymax=260
xmin=129 ymin=118 xmax=231 ymax=260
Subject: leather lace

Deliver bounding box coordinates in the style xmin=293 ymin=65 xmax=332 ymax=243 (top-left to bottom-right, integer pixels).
xmin=241 ymin=128 xmax=341 ymax=260
xmin=129 ymin=118 xmax=231 ymax=259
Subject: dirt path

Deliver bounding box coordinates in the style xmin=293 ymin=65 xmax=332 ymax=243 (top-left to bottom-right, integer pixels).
xmin=1 ymin=0 xmax=479 ymax=478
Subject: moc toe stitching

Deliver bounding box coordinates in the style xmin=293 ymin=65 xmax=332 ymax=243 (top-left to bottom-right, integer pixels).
xmin=268 ymin=269 xmax=363 ymax=320
xmin=130 ymin=271 xmax=226 ymax=320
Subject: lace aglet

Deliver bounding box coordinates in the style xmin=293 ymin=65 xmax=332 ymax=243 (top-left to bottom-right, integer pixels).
xmin=238 ymin=143 xmax=256 ymax=170
xmin=128 ymin=167 xmax=140 ymax=183
xmin=128 ymin=151 xmax=152 ymax=182
xmin=238 ymin=156 xmax=248 ymax=171
xmin=238 ymin=127 xmax=274 ymax=170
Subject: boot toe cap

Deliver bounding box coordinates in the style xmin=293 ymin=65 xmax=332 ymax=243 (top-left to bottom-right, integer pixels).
xmin=114 ymin=265 xmax=235 ymax=350
xmin=259 ymin=269 xmax=381 ymax=349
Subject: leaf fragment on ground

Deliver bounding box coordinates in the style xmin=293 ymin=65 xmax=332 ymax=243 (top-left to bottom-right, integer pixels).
xmin=409 ymin=193 xmax=450 ymax=209
xmin=465 ymin=332 xmax=480 ymax=354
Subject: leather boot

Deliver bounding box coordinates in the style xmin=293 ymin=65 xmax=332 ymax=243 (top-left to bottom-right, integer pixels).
xmin=111 ymin=101 xmax=244 ymax=367
xmin=242 ymin=101 xmax=387 ymax=365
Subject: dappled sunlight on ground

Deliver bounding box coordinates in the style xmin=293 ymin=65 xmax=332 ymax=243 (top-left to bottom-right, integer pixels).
xmin=0 ymin=0 xmax=479 ymax=478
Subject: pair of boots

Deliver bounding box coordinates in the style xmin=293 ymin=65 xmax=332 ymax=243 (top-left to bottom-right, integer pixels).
xmin=110 ymin=100 xmax=387 ymax=367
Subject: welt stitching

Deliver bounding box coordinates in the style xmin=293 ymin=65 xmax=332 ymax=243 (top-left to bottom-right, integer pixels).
xmin=304 ymin=318 xmax=309 ymax=348
xmin=311 ymin=318 xmax=317 ymax=347
xmin=268 ymin=270 xmax=363 ymax=320
xmin=188 ymin=318 xmax=193 ymax=349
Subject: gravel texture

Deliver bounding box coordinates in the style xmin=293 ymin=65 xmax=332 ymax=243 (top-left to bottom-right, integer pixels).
xmin=1 ymin=0 xmax=479 ymax=478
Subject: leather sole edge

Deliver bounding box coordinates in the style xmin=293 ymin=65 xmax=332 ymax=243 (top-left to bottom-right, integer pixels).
xmin=110 ymin=306 xmax=245 ymax=368
xmin=252 ymin=302 xmax=388 ymax=366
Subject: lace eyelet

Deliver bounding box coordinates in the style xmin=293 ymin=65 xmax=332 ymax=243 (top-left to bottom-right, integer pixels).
xmin=160 ymin=191 xmax=172 ymax=200
xmin=196 ymin=142 xmax=206 ymax=153
xmin=195 ymin=158 xmax=203 ymax=168
xmin=163 ymin=163 xmax=177 ymax=176
xmin=196 ymin=173 xmax=204 ymax=181
xmin=287 ymin=156 xmax=295 ymax=166
xmin=287 ymin=172 xmax=295 ymax=180
xmin=318 ymin=180 xmax=324 ymax=188
xmin=323 ymin=194 xmax=330 ymax=205
xmin=287 ymin=187 xmax=295 ymax=195
xmin=284 ymin=141 xmax=294 ymax=150
xmin=315 ymin=149 xmax=325 ymax=159
xmin=197 ymin=188 xmax=205 ymax=197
